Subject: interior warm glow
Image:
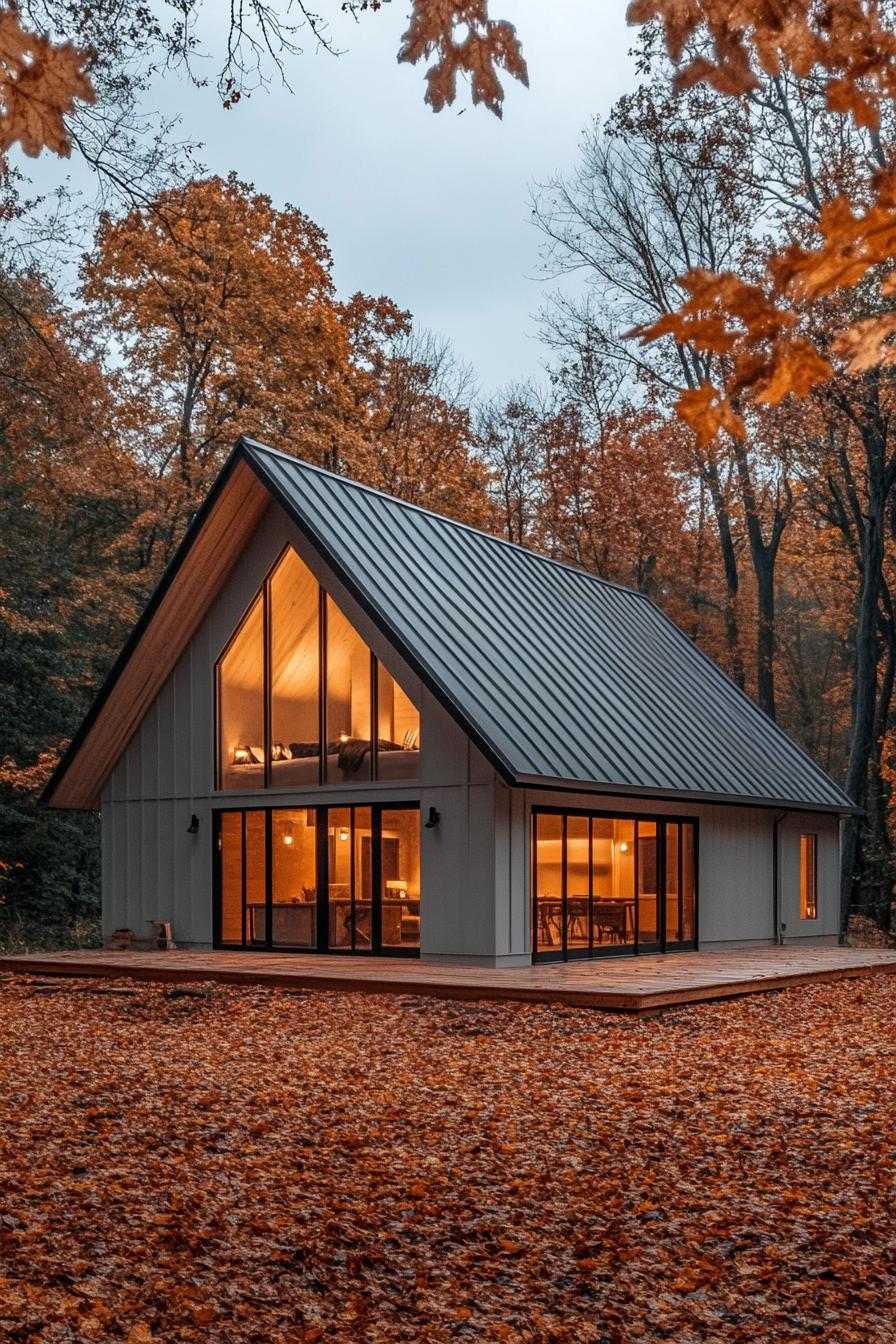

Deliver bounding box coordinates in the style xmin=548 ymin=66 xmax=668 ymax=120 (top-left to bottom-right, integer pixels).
xmin=218 ymin=595 xmax=264 ymax=790
xmin=218 ymin=804 xmax=421 ymax=953
xmin=800 ymin=833 xmax=818 ymax=920
xmin=532 ymin=812 xmax=695 ymax=956
xmin=217 ymin=547 xmax=421 ymax=791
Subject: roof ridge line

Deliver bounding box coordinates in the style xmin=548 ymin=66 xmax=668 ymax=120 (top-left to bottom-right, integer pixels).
xmin=239 ymin=437 xmax=651 ymax=603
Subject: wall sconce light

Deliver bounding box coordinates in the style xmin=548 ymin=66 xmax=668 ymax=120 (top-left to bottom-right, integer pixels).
xmin=186 ymin=814 xmax=200 ymax=834
xmin=233 ymin=745 xmax=252 ymax=765
xmin=338 ymin=826 xmax=349 ymax=842
xmin=283 ymin=824 xmax=294 ymax=847
xmin=339 ymin=731 xmax=349 ymax=743
xmin=619 ymin=840 xmax=630 ymax=853
xmin=424 ymin=807 xmax=441 ymax=830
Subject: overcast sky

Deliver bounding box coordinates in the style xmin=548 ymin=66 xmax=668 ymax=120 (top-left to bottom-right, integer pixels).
xmin=19 ymin=2 xmax=637 ymax=398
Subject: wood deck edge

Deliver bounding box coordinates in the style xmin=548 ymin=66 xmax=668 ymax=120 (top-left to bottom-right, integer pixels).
xmin=2 ymin=952 xmax=896 ymax=1014
xmin=0 ymin=956 xmax=648 ymax=1011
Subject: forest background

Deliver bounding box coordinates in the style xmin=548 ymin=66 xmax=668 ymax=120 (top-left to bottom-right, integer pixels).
xmin=2 ymin=0 xmax=895 ymax=949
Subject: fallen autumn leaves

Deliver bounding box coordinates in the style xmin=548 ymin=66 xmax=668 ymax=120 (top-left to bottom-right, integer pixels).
xmin=1 ymin=975 xmax=895 ymax=1342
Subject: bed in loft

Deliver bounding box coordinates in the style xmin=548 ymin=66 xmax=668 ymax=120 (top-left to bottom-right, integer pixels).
xmin=222 ymin=731 xmax=420 ymax=790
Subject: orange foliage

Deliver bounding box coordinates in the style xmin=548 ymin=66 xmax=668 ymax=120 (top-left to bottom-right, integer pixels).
xmin=626 ymin=0 xmax=896 ymax=129
xmin=0 ymin=8 xmax=94 ymax=157
xmin=398 ymin=1 xmax=527 ymax=116
xmin=1 ymin=975 xmax=896 ymax=1340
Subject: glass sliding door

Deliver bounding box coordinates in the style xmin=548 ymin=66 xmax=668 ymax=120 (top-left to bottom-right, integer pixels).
xmin=531 ymin=809 xmax=698 ymax=961
xmin=327 ymin=806 xmax=373 ymax=952
xmin=271 ymin=808 xmax=318 ymax=948
xmin=663 ymin=820 xmax=697 ymax=950
xmin=380 ymin=808 xmax=421 ymax=951
xmin=636 ymin=820 xmax=660 ymax=953
xmin=215 ymin=803 xmax=420 ymax=956
xmin=532 ymin=812 xmax=563 ymax=957
xmin=218 ymin=811 xmax=245 ymax=944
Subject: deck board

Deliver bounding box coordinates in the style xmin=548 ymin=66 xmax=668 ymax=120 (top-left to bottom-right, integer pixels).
xmin=2 ymin=946 xmax=896 ymax=1012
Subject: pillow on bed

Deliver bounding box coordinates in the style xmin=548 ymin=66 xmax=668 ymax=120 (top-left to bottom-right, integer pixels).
xmin=271 ymin=742 xmax=289 ymax=762
xmin=249 ymin=745 xmax=264 ymax=764
xmin=289 ymin=742 xmax=320 ymax=759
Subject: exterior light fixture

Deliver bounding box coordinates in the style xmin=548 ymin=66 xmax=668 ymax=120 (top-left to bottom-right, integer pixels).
xmin=186 ymin=814 xmax=200 ymax=834
xmin=424 ymin=807 xmax=441 ymax=830
xmin=233 ymin=745 xmax=252 ymax=765
xmin=283 ymin=824 xmax=294 ymax=847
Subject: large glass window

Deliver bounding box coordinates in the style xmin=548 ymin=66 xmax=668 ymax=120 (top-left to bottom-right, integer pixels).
xmin=270 ymin=549 xmax=320 ymax=788
xmin=217 ymin=595 xmax=265 ymax=791
xmin=216 ymin=547 xmax=421 ymax=790
xmin=532 ymin=810 xmax=697 ymax=960
xmin=326 ymin=597 xmax=373 ymax=782
xmin=216 ymin=804 xmax=419 ymax=955
xmin=378 ymin=662 xmax=421 ymax=781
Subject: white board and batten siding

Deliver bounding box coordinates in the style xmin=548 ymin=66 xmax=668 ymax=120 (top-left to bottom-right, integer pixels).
xmin=99 ymin=501 xmax=500 ymax=952
xmin=99 ymin=500 xmax=843 ymax=963
xmin=489 ymin=788 xmax=842 ymax=962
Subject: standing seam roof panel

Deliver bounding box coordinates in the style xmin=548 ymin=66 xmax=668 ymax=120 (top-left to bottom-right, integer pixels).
xmin=248 ymin=442 xmax=852 ymax=811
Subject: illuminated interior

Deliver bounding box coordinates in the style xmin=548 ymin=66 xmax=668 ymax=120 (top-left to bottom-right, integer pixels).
xmin=532 ymin=810 xmax=696 ymax=957
xmin=217 ymin=804 xmax=420 ymax=953
xmin=217 ymin=546 xmax=420 ymax=790
xmin=800 ymin=833 xmax=818 ymax=920
xmin=217 ymin=595 xmax=265 ymax=790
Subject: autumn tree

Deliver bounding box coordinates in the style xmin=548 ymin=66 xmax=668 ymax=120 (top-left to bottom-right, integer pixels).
xmin=352 ymin=324 xmax=492 ymax=528
xmin=533 ymin=81 xmax=799 ymax=715
xmin=477 ymin=383 xmax=547 ymax=545
xmin=0 ymin=267 xmax=143 ymax=948
xmin=79 ymin=175 xmax=407 ymax=572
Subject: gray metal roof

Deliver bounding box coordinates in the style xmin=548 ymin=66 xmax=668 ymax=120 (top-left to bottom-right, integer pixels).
xmin=245 ymin=439 xmax=852 ymax=813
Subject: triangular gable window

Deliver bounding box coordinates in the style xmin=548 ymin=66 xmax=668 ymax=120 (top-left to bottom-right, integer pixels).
xmin=217 ymin=547 xmax=420 ymax=791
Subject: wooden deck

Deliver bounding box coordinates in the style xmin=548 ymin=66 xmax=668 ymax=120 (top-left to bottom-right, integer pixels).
xmin=2 ymin=945 xmax=896 ymax=1012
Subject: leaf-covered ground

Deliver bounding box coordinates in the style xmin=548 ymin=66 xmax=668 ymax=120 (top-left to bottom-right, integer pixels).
xmin=1 ymin=974 xmax=895 ymax=1343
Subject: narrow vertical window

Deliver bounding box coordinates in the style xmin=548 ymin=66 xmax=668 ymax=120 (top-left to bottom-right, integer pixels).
xmin=218 ymin=594 xmax=265 ymax=790
xmin=325 ymin=595 xmax=373 ymax=782
xmin=270 ymin=549 xmax=320 ymax=786
xmin=800 ymin=834 xmax=818 ymax=920
xmin=377 ymin=662 xmax=421 ymax=779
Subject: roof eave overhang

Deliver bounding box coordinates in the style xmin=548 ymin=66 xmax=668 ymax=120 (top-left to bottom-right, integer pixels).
xmin=43 ymin=444 xmax=272 ymax=809
xmin=511 ymin=773 xmax=857 ymax=815
xmin=44 ymin=439 xmax=521 ymax=809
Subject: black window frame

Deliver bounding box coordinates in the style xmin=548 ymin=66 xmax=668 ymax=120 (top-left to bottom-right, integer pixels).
xmin=214 ymin=546 xmax=419 ymax=792
xmin=213 ymin=802 xmax=422 ymax=957
xmin=530 ymin=805 xmax=699 ymax=962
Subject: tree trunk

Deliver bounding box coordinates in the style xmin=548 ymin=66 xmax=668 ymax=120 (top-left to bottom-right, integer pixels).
xmin=840 ymin=443 xmax=885 ymax=936
xmin=702 ymin=459 xmax=744 ymax=687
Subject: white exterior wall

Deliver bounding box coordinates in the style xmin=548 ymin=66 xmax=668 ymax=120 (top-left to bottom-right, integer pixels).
xmin=99 ymin=501 xmax=843 ymax=963
xmin=493 ymin=789 xmax=842 ymax=959
xmin=99 ymin=502 xmax=502 ymax=956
